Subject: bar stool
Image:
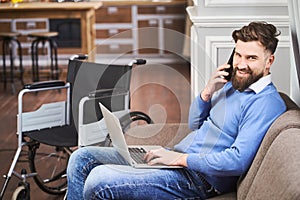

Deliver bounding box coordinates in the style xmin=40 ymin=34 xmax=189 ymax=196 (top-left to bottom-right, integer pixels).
xmin=28 ymin=31 xmax=59 ymax=82
xmin=0 ymin=32 xmax=23 ymax=94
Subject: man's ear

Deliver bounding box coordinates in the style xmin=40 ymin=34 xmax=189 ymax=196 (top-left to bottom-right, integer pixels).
xmin=265 ymin=54 xmax=275 ymax=71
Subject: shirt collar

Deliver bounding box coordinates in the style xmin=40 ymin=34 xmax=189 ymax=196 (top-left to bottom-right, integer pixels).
xmin=245 ymin=74 xmax=272 ymax=93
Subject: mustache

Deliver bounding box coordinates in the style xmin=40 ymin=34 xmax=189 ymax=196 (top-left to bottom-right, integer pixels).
xmin=234 ymin=67 xmax=253 ymax=74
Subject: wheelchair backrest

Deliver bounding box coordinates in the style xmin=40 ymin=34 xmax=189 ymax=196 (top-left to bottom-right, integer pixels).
xmin=67 ymin=59 xmax=132 ymax=130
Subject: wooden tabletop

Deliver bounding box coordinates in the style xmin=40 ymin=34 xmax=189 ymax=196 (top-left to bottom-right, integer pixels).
xmin=0 ymin=1 xmax=102 ymax=11
xmin=0 ymin=1 xmax=185 ymax=11
xmin=99 ymin=0 xmax=187 ymax=6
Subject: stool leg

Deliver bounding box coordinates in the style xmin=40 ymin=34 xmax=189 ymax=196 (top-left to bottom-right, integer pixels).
xmin=35 ymin=39 xmax=42 ymax=82
xmin=2 ymin=40 xmax=7 ymax=90
xmin=15 ymin=38 xmax=24 ymax=86
xmin=53 ymin=40 xmax=59 ymax=80
xmin=31 ymin=39 xmax=37 ymax=82
xmin=31 ymin=39 xmax=40 ymax=82
xmin=9 ymin=42 xmax=15 ymax=94
xmin=49 ymin=39 xmax=54 ymax=80
xmin=49 ymin=38 xmax=59 ymax=80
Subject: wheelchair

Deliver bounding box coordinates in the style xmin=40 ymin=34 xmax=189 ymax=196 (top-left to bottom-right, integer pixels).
xmin=0 ymin=55 xmax=153 ymax=199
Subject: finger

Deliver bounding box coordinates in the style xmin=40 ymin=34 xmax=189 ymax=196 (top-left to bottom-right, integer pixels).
xmin=218 ymin=70 xmax=229 ymax=78
xmin=223 ymin=64 xmax=231 ymax=69
xmin=144 ymin=151 xmax=153 ymax=162
xmin=148 ymin=157 xmax=163 ymax=166
xmin=144 ymin=149 xmax=160 ymax=162
xmin=217 ymin=63 xmax=230 ymax=71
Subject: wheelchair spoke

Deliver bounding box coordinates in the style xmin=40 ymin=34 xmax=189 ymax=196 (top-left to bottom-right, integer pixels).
xmin=28 ymin=143 xmax=70 ymax=195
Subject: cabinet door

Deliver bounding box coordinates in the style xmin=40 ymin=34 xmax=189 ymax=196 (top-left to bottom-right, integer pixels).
xmin=137 ymin=4 xmax=186 ymax=55
xmin=138 ymin=19 xmax=159 ymax=54
xmin=163 ymin=18 xmax=185 ymax=54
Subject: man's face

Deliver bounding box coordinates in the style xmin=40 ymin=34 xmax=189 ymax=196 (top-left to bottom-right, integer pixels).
xmin=231 ymin=40 xmax=274 ymax=92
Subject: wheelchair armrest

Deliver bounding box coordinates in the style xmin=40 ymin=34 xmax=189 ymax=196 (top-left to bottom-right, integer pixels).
xmin=24 ymin=80 xmax=66 ymax=90
xmin=88 ymin=88 xmax=128 ymax=98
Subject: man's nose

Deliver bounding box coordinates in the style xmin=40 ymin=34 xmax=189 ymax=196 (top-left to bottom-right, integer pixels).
xmin=236 ymin=58 xmax=248 ymax=69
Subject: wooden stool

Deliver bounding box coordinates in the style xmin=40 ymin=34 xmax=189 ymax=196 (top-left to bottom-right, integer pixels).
xmin=28 ymin=32 xmax=59 ymax=82
xmin=0 ymin=32 xmax=23 ymax=94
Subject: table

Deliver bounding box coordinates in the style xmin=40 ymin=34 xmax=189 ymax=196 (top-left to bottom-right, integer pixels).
xmin=0 ymin=2 xmax=102 ymax=60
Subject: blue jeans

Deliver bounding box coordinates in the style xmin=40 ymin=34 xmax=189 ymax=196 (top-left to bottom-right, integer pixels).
xmin=66 ymin=146 xmax=218 ymax=200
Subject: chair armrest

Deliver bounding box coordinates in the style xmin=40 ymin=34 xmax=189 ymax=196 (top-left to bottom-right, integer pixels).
xmin=125 ymin=123 xmax=191 ymax=148
xmin=24 ymin=80 xmax=66 ymax=90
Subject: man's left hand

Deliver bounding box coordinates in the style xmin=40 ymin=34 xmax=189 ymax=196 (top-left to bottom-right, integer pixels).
xmin=144 ymin=148 xmax=188 ymax=167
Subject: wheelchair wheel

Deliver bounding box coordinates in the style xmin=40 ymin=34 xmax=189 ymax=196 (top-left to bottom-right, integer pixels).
xmin=11 ymin=185 xmax=29 ymax=200
xmin=119 ymin=111 xmax=154 ymax=132
xmin=28 ymin=142 xmax=70 ymax=195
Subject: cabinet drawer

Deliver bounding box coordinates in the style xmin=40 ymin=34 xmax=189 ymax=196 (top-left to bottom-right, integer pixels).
xmin=163 ymin=18 xmax=185 ymax=33
xmin=0 ymin=22 xmax=12 ymax=32
xmin=138 ymin=5 xmax=186 ymax=15
xmin=18 ymin=35 xmax=29 ymax=43
xmin=96 ymin=28 xmax=132 ymax=39
xmin=163 ymin=18 xmax=185 ymax=54
xmin=16 ymin=21 xmax=47 ymax=30
xmin=138 ymin=19 xmax=159 ymax=28
xmin=96 ymin=6 xmax=131 ymax=23
xmin=97 ymin=44 xmax=133 ymax=54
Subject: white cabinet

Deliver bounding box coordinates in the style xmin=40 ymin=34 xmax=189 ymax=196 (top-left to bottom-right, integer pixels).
xmin=95 ymin=4 xmax=186 ymax=58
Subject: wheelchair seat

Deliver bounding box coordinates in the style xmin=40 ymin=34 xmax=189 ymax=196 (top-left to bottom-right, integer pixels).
xmin=24 ymin=125 xmax=77 ymax=147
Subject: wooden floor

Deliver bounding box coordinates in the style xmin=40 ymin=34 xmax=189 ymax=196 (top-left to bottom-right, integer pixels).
xmin=0 ymin=60 xmax=190 ymax=200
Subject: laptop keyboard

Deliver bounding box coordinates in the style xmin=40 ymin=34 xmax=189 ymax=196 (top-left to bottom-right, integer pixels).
xmin=129 ymin=147 xmax=147 ymax=164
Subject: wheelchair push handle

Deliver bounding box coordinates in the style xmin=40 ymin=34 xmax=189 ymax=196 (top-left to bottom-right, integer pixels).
xmin=135 ymin=59 xmax=146 ymax=65
xmin=128 ymin=59 xmax=146 ymax=66
xmin=69 ymin=54 xmax=88 ymax=60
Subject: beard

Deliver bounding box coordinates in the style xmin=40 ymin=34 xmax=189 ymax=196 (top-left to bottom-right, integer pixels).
xmin=231 ymin=67 xmax=264 ymax=92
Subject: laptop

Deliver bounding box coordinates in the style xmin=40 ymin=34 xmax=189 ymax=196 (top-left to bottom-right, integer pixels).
xmin=99 ymin=102 xmax=182 ymax=169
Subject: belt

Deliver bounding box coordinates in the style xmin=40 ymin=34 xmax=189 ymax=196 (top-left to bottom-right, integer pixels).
xmin=195 ymin=172 xmax=220 ymax=197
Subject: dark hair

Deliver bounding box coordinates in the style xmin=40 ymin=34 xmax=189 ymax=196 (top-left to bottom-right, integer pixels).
xmin=232 ymin=21 xmax=281 ymax=54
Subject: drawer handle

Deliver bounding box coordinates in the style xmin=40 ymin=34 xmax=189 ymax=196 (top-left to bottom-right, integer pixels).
xmin=108 ymin=7 xmax=118 ymax=14
xmin=148 ymin=19 xmax=158 ymax=25
xmin=109 ymin=29 xmax=118 ymax=35
xmin=156 ymin=6 xmax=166 ymax=13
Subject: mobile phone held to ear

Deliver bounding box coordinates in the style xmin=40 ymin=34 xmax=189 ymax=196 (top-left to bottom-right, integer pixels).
xmin=224 ymin=48 xmax=235 ymax=81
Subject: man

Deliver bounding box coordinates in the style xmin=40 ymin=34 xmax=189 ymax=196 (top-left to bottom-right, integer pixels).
xmin=66 ymin=21 xmax=286 ymax=199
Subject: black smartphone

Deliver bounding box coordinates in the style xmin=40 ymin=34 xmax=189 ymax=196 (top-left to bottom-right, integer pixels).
xmin=224 ymin=48 xmax=235 ymax=81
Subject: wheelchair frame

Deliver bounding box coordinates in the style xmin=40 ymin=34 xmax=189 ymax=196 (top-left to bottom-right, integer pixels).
xmin=0 ymin=55 xmax=153 ymax=199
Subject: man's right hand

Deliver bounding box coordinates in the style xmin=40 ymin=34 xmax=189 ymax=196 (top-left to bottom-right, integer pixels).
xmin=201 ymin=64 xmax=231 ymax=102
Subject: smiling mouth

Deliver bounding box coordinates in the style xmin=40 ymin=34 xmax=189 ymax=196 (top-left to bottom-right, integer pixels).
xmin=236 ymin=68 xmax=252 ymax=76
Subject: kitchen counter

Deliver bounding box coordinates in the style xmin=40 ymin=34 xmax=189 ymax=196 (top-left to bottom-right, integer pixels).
xmin=97 ymin=0 xmax=187 ymax=6
xmin=0 ymin=2 xmax=102 ymax=60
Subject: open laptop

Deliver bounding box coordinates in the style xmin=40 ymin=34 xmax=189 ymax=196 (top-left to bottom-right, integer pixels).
xmin=99 ymin=102 xmax=182 ymax=169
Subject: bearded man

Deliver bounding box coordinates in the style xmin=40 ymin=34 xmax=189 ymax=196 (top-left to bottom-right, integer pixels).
xmin=66 ymin=21 xmax=286 ymax=200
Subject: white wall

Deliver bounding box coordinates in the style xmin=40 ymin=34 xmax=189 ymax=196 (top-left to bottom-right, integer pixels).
xmin=188 ymin=0 xmax=300 ymax=106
